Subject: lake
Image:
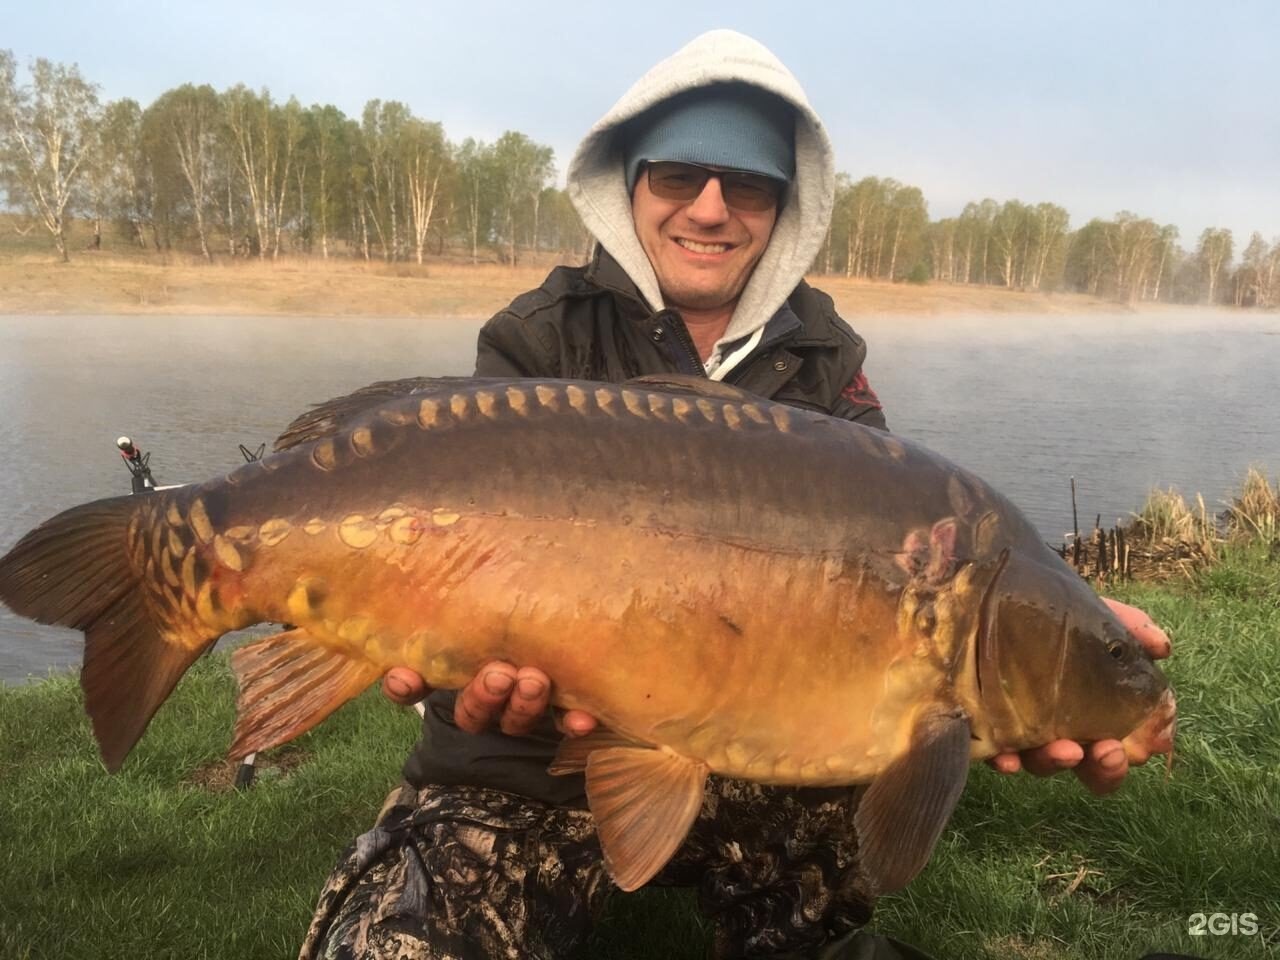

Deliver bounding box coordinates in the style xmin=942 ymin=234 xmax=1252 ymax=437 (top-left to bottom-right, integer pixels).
xmin=1 ymin=310 xmax=1277 ymax=682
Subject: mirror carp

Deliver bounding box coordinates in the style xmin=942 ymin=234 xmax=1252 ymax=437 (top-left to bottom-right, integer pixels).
xmin=0 ymin=375 xmax=1175 ymax=895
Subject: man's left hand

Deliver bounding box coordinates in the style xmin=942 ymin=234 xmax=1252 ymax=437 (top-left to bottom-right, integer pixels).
xmin=988 ymin=598 xmax=1172 ymax=795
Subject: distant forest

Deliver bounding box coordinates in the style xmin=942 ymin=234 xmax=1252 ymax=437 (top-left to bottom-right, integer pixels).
xmin=3 ymin=53 xmax=1277 ymax=308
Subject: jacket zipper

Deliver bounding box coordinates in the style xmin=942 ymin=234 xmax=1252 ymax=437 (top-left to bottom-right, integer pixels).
xmin=655 ymin=310 xmax=706 ymax=377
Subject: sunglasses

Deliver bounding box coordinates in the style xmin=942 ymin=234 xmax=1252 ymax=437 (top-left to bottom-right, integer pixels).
xmin=645 ymin=161 xmax=784 ymax=213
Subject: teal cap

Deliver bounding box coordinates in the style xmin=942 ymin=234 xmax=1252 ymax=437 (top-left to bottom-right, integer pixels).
xmin=624 ymin=83 xmax=795 ymax=193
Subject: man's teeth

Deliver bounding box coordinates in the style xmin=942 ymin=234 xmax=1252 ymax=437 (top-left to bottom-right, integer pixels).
xmin=676 ymin=238 xmax=729 ymax=254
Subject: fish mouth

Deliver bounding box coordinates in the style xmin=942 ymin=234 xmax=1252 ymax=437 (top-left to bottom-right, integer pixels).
xmin=1121 ymin=687 xmax=1177 ymax=765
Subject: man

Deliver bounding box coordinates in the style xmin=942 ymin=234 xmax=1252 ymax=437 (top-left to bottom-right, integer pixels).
xmin=302 ymin=30 xmax=1171 ymax=960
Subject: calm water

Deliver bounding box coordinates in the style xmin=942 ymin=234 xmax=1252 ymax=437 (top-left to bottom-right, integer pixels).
xmin=1 ymin=311 xmax=1277 ymax=681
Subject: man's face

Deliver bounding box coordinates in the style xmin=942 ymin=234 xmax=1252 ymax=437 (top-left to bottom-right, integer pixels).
xmin=631 ymin=165 xmax=779 ymax=314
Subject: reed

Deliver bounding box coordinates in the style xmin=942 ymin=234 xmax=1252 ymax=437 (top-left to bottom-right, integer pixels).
xmin=1225 ymin=467 xmax=1280 ymax=545
xmin=1130 ymin=487 xmax=1217 ymax=548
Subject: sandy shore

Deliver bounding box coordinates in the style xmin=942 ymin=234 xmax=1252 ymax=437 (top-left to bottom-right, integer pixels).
xmin=0 ymin=252 xmax=1172 ymax=318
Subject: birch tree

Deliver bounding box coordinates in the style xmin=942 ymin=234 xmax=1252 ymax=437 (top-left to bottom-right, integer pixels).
xmin=223 ymin=86 xmax=299 ymax=258
xmin=95 ymin=98 xmax=153 ymax=248
xmin=402 ymin=117 xmax=447 ymax=264
xmin=926 ymin=217 xmax=957 ymax=281
xmin=1237 ymin=233 xmax=1270 ymax=307
xmin=990 ymin=200 xmax=1026 ymax=288
xmin=490 ymin=130 xmax=553 ymax=266
xmin=304 ymin=104 xmax=348 ymax=258
xmin=1197 ymin=227 xmax=1233 ymax=304
xmin=271 ymin=97 xmax=304 ymax=257
xmin=1026 ymin=202 xmax=1069 ymax=290
xmin=146 ymin=84 xmax=220 ymax=260
xmin=0 ymin=52 xmax=102 ymax=261
xmin=840 ymin=177 xmax=883 ymax=277
xmin=454 ymin=138 xmax=495 ymax=263
xmin=1148 ymin=225 xmax=1179 ymax=302
xmin=361 ymin=100 xmax=412 ymax=260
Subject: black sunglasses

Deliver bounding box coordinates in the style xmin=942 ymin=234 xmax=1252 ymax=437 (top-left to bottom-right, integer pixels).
xmin=645 ymin=161 xmax=784 ymax=213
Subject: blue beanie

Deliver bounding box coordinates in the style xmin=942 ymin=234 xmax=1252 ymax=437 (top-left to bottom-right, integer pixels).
xmin=624 ymin=83 xmax=795 ymax=194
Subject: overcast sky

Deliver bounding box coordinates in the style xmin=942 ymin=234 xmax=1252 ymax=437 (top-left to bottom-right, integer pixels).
xmin=7 ymin=0 xmax=1277 ymax=248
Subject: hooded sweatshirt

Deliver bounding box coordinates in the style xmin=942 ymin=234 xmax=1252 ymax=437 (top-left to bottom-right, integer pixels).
xmin=404 ymin=33 xmax=869 ymax=805
xmin=566 ymin=29 xmax=836 ymax=380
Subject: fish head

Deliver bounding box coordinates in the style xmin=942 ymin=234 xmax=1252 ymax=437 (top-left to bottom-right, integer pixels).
xmin=976 ymin=553 xmax=1175 ymax=761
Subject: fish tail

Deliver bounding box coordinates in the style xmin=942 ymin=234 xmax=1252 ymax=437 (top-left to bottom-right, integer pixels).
xmin=0 ymin=494 xmax=217 ymax=771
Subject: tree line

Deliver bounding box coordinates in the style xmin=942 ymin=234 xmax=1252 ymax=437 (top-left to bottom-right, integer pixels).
xmin=817 ymin=178 xmax=1279 ymax=307
xmin=2 ymin=53 xmax=1277 ymax=308
xmin=0 ymin=53 xmax=589 ymax=267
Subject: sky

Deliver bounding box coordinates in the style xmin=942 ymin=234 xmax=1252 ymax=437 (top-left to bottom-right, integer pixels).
xmin=6 ymin=0 xmax=1278 ymax=248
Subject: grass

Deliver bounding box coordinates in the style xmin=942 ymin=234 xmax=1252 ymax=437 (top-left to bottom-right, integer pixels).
xmin=2 ymin=559 xmax=1278 ymax=958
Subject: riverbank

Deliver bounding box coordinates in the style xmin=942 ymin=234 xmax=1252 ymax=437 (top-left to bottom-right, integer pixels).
xmin=2 ymin=540 xmax=1277 ymax=958
xmin=0 ymin=252 xmax=1181 ymax=318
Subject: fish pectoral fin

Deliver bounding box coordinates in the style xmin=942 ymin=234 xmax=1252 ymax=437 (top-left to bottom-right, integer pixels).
xmin=584 ymin=746 xmax=708 ymax=892
xmin=853 ymin=707 xmax=971 ymax=896
xmin=229 ymin=627 xmax=381 ymax=758
xmin=548 ymin=727 xmax=649 ymax=775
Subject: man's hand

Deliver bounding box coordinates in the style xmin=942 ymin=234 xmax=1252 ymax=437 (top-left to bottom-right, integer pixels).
xmin=988 ymin=598 xmax=1172 ymax=795
xmin=381 ymin=662 xmax=599 ymax=737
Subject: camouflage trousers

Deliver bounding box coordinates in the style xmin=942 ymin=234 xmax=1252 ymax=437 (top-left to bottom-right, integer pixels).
xmin=299 ymin=777 xmax=877 ymax=960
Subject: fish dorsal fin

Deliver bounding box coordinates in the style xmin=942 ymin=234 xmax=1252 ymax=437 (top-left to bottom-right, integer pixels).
xmin=853 ymin=706 xmax=971 ymax=896
xmin=583 ymin=746 xmax=708 ymax=891
xmin=229 ymin=628 xmax=381 ymax=757
xmin=626 ymin=374 xmax=758 ymax=403
xmin=274 ymin=377 xmax=481 ymax=452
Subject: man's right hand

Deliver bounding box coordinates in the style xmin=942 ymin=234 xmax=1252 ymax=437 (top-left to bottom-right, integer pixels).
xmin=381 ymin=662 xmax=599 ymax=738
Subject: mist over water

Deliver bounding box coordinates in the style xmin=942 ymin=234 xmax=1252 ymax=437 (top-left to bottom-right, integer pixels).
xmin=1 ymin=311 xmax=1277 ymax=681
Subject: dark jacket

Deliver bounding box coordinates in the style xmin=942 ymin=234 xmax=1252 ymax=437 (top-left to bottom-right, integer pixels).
xmin=402 ymin=248 xmax=887 ymax=804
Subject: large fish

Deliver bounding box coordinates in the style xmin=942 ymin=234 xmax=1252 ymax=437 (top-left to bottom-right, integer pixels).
xmin=0 ymin=375 xmax=1175 ymax=895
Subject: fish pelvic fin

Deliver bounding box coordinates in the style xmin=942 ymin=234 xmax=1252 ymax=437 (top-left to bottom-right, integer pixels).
xmin=853 ymin=706 xmax=971 ymax=896
xmin=229 ymin=628 xmax=380 ymax=758
xmin=548 ymin=727 xmax=650 ymax=775
xmin=582 ymin=746 xmax=708 ymax=892
xmin=0 ymin=495 xmax=218 ymax=772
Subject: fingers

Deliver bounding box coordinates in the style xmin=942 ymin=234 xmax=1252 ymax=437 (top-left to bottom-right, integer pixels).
xmin=411 ymin=661 xmax=599 ymax=738
xmin=1020 ymin=740 xmax=1085 ymax=777
xmin=381 ymin=666 xmax=429 ymax=705
xmin=453 ymin=663 xmax=558 ymax=736
xmin=556 ymin=709 xmax=599 ymax=738
xmin=991 ymin=738 xmax=1130 ymax=796
xmin=988 ymin=752 xmax=1022 ymax=774
xmin=1072 ymin=740 xmax=1130 ymax=795
xmin=501 ymin=666 xmax=554 ymax=736
xmin=454 ymin=661 xmax=519 ymax=733
xmin=987 ymin=742 xmax=1082 ymax=777
xmin=1101 ymin=597 xmax=1172 ymax=659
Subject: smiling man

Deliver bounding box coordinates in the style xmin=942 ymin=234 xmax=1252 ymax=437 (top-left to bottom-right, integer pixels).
xmin=302 ymin=30 xmax=1170 ymax=960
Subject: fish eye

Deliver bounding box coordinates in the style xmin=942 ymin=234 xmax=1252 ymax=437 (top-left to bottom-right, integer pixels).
xmin=1107 ymin=640 xmax=1126 ymax=661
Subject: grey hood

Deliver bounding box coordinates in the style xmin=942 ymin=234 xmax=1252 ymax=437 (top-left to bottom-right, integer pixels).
xmin=566 ymin=30 xmax=836 ymax=362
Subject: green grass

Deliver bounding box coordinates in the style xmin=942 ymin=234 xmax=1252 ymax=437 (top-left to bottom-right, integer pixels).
xmin=2 ymin=549 xmax=1278 ymax=959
